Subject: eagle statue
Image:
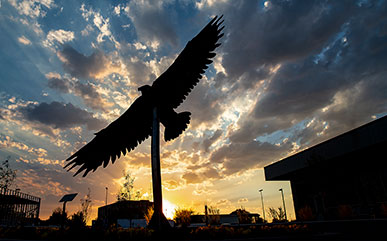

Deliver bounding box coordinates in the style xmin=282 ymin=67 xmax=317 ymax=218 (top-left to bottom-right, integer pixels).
xmin=65 ymin=16 xmax=224 ymax=177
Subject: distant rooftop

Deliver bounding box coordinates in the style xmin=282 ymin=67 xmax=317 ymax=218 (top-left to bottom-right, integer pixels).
xmin=265 ymin=115 xmax=387 ymax=180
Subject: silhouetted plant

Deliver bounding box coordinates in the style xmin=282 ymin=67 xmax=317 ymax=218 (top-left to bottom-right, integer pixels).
xmin=0 ymin=158 xmax=16 ymax=189
xmin=174 ymin=208 xmax=195 ymax=227
xmin=80 ymin=188 xmax=92 ymax=224
xmin=68 ymin=211 xmax=86 ymax=229
xmin=268 ymin=207 xmax=287 ymax=223
xmin=208 ymin=206 xmax=220 ymax=225
xmin=47 ymin=207 xmax=67 ymax=226
xmin=230 ymin=207 xmax=252 ymax=224
xmin=117 ymin=170 xmax=135 ymax=201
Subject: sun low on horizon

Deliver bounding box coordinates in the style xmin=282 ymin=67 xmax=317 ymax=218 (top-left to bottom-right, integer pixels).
xmin=1 ymin=0 xmax=386 ymax=224
xmin=163 ymin=199 xmax=177 ymax=220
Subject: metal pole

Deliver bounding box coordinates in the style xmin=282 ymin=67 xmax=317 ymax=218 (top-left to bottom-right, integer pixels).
xmin=279 ymin=188 xmax=287 ymax=221
xmin=105 ymin=187 xmax=108 ymax=206
xmin=259 ymin=189 xmax=265 ymax=222
xmin=148 ymin=106 xmax=169 ymax=229
xmin=61 ymin=201 xmax=67 ymax=229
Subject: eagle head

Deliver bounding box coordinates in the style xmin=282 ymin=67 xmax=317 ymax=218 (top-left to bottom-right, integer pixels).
xmin=138 ymin=85 xmax=152 ymax=96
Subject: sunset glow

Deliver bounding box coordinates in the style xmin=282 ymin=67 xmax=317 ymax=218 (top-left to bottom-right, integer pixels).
xmin=163 ymin=199 xmax=177 ymax=220
xmin=0 ymin=0 xmax=386 ymax=224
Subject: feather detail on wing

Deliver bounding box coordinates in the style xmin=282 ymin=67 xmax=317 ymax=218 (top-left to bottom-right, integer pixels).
xmin=151 ymin=15 xmax=224 ymax=109
xmin=65 ymin=96 xmax=153 ymax=177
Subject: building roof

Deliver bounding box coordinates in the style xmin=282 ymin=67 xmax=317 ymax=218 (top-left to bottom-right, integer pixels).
xmin=265 ymin=115 xmax=387 ymax=180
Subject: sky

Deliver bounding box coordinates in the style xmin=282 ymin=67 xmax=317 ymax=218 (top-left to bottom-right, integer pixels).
xmin=0 ymin=0 xmax=386 ymax=223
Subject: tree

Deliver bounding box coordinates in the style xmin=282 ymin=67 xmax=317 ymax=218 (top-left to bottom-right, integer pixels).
xmin=268 ymin=207 xmax=287 ymax=223
xmin=117 ymin=170 xmax=135 ymax=201
xmin=80 ymin=188 xmax=92 ymax=224
xmin=68 ymin=211 xmax=86 ymax=229
xmin=230 ymin=207 xmax=252 ymax=224
xmin=173 ymin=208 xmax=195 ymax=227
xmin=0 ymin=158 xmax=17 ymax=189
xmin=47 ymin=207 xmax=67 ymax=226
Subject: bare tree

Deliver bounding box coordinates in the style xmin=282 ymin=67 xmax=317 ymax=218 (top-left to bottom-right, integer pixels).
xmin=117 ymin=170 xmax=135 ymax=201
xmin=207 ymin=206 xmax=220 ymax=225
xmin=268 ymin=207 xmax=287 ymax=223
xmin=0 ymin=158 xmax=16 ymax=190
xmin=80 ymin=188 xmax=92 ymax=223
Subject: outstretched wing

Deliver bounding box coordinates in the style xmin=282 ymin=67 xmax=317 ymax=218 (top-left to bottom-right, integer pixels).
xmin=65 ymin=96 xmax=153 ymax=177
xmin=151 ymin=15 xmax=224 ymax=109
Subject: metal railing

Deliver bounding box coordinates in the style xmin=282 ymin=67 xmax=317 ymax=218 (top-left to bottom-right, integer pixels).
xmin=0 ymin=187 xmax=41 ymax=226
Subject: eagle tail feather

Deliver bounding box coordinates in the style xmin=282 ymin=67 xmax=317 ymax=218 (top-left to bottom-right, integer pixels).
xmin=164 ymin=112 xmax=191 ymax=142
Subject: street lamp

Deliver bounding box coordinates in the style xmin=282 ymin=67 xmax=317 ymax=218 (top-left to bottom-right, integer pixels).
xmin=279 ymin=188 xmax=287 ymax=221
xmin=259 ymin=189 xmax=265 ymax=222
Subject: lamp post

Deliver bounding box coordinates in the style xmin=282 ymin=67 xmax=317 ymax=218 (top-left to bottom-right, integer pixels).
xmin=259 ymin=189 xmax=265 ymax=222
xmin=279 ymin=188 xmax=287 ymax=221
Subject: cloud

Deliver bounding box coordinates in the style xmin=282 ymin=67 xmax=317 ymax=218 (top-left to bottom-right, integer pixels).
xmin=189 ymin=1 xmax=387 ymax=178
xmin=124 ymin=0 xmax=179 ymax=50
xmin=47 ymin=77 xmax=71 ymax=93
xmin=18 ymin=35 xmax=31 ymax=45
xmin=238 ymin=198 xmax=248 ymax=204
xmin=202 ymin=129 xmax=223 ymax=152
xmin=164 ymin=179 xmax=180 ymax=190
xmin=211 ymin=140 xmax=293 ymax=175
xmin=57 ymin=45 xmax=123 ymax=80
xmin=19 ymin=101 xmax=107 ymax=131
xmin=8 ymin=0 xmax=54 ymax=18
xmin=79 ymin=4 xmax=120 ymax=48
xmin=73 ymin=82 xmax=112 ymax=111
xmin=43 ymin=29 xmax=74 ymax=49
xmin=0 ymin=134 xmax=47 ymax=157
xmin=45 ymin=73 xmax=112 ymax=111
xmin=182 ymin=172 xmax=201 ymax=184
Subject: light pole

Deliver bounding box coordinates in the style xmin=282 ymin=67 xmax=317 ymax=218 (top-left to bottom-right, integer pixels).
xmin=279 ymin=188 xmax=287 ymax=221
xmin=259 ymin=189 xmax=265 ymax=222
xmin=105 ymin=187 xmax=108 ymax=206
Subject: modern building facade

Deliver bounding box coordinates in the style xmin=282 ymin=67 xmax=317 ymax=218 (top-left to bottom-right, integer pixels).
xmin=96 ymin=200 xmax=153 ymax=227
xmin=265 ymin=116 xmax=387 ymax=221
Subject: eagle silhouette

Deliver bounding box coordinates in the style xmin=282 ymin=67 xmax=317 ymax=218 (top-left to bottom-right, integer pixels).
xmin=65 ymin=16 xmax=224 ymax=177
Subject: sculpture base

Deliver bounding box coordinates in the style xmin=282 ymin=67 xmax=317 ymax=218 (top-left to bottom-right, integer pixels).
xmin=148 ymin=211 xmax=171 ymax=230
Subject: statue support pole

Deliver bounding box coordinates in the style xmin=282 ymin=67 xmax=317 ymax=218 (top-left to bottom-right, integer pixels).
xmin=148 ymin=106 xmax=170 ymax=229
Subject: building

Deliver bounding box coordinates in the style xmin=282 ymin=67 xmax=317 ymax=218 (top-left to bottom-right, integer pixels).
xmin=0 ymin=187 xmax=41 ymax=226
xmin=265 ymin=116 xmax=387 ymax=221
xmin=96 ymin=200 xmax=153 ymax=227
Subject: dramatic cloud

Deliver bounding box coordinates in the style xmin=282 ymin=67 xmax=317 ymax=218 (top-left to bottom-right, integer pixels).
xmin=20 ymin=101 xmax=107 ymax=131
xmin=124 ymin=1 xmax=178 ymax=50
xmin=46 ymin=74 xmax=112 ymax=111
xmin=57 ymin=45 xmax=122 ymax=79
xmin=210 ymin=140 xmax=293 ymax=175
xmin=186 ymin=0 xmax=387 ymax=178
xmin=73 ymin=82 xmax=112 ymax=111
xmin=47 ymin=77 xmax=71 ymax=93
